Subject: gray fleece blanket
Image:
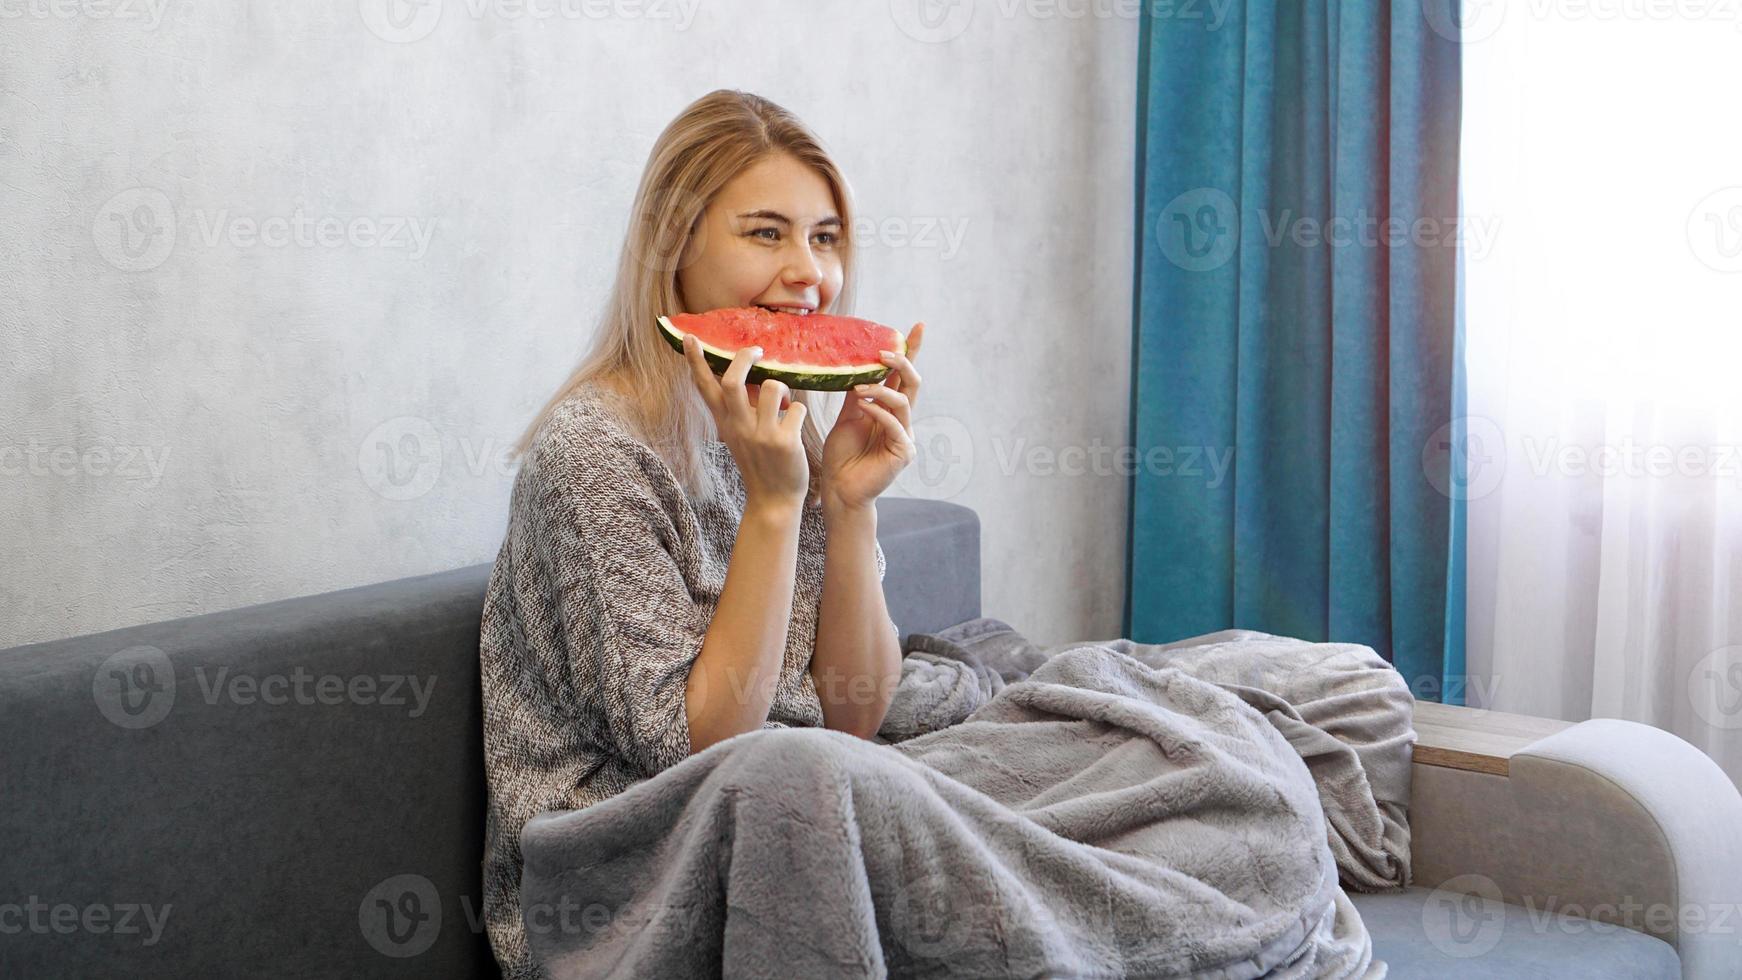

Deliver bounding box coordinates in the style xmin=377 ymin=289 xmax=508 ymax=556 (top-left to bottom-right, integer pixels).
xmin=519 ymin=620 xmax=1415 ymax=979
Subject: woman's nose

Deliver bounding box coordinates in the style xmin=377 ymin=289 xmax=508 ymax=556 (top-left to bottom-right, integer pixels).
xmin=782 ymin=242 xmax=823 ymax=286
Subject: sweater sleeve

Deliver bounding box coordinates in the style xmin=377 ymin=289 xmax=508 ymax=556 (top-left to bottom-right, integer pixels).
xmin=526 ymin=424 xmax=706 ymax=779
xmin=876 ymin=538 xmax=899 ymax=642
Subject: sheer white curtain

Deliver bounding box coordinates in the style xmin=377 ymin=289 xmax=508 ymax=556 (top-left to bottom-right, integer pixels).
xmin=1461 ymin=8 xmax=1742 ymax=785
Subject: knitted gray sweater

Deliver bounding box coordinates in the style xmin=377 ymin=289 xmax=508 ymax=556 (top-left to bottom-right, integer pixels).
xmin=478 ymin=384 xmax=887 ymax=979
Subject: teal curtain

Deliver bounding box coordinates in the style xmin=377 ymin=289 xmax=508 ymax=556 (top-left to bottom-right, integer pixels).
xmin=1125 ymin=1 xmax=1466 ymax=701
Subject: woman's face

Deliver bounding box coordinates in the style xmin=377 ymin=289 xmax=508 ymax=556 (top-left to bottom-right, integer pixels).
xmin=676 ymin=152 xmax=845 ymax=409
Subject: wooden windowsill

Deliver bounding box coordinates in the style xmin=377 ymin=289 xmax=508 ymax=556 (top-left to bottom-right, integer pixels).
xmin=1412 ymin=700 xmax=1577 ymax=777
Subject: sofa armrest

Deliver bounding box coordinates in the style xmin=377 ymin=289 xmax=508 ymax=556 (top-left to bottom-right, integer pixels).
xmin=874 ymin=497 xmax=981 ymax=639
xmin=1410 ymin=703 xmax=1742 ymax=978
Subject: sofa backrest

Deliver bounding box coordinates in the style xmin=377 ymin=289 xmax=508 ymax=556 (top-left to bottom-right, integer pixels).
xmin=0 ymin=497 xmax=980 ymax=978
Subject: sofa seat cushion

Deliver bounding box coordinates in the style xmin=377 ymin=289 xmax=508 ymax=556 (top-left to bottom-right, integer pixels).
xmin=1351 ymin=886 xmax=1681 ymax=979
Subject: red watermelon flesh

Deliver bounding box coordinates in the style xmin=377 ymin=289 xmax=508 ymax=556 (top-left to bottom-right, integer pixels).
xmin=656 ymin=306 xmax=906 ymax=392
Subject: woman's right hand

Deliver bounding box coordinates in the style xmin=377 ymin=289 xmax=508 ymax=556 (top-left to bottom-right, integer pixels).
xmin=683 ymin=333 xmax=809 ymax=510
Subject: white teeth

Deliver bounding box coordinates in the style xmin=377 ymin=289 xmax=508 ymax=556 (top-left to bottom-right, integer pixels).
xmin=760 ymin=305 xmax=811 ymax=316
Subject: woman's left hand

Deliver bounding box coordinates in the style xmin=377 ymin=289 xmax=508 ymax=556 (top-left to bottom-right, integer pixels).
xmin=820 ymin=322 xmax=926 ymax=510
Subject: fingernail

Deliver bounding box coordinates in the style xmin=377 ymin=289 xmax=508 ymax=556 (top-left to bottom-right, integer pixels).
xmin=879 ymin=351 xmax=895 ymax=360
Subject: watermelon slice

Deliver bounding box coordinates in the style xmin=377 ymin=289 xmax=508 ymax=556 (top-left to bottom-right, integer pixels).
xmin=657 ymin=306 xmax=906 ymax=392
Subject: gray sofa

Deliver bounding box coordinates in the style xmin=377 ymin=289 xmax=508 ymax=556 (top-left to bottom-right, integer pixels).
xmin=3 ymin=497 xmax=1737 ymax=978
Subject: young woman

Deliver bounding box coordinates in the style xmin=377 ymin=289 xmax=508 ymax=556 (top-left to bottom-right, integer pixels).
xmin=477 ymin=90 xmax=926 ymax=979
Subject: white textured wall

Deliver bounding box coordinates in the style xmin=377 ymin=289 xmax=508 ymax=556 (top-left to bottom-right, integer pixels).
xmin=0 ymin=0 xmax=1137 ymax=649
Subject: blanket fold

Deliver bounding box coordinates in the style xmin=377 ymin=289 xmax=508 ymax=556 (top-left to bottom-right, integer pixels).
xmin=881 ymin=620 xmax=1416 ymax=893
xmin=520 ymin=621 xmax=1412 ymax=979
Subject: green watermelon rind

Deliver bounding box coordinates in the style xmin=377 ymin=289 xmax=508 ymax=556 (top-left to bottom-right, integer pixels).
xmin=656 ymin=314 xmax=900 ymax=392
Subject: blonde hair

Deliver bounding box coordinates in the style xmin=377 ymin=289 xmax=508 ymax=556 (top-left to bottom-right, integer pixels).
xmin=510 ymin=89 xmax=857 ymax=508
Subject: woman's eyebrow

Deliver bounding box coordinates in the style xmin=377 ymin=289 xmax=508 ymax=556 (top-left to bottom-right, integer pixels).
xmin=736 ymin=209 xmax=843 ymax=228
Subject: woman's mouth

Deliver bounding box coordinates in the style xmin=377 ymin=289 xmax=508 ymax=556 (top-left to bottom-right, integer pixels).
xmin=756 ymin=304 xmax=813 ymax=316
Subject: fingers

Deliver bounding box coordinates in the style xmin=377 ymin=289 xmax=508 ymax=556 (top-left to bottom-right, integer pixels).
xmin=779 ymin=394 xmax=807 ymax=433
xmin=720 ymin=345 xmax=761 ymax=420
xmin=853 ymin=383 xmax=911 ymax=432
xmin=878 ymin=322 xmax=924 ymax=406
xmin=757 ymin=379 xmax=789 ymax=430
xmin=856 ymin=397 xmax=915 ymax=457
xmin=877 ymin=352 xmax=922 ymax=406
xmin=683 ymin=335 xmax=723 ymax=416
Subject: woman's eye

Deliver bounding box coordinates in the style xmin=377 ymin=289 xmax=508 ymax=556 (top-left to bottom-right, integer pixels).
xmin=750 ymin=227 xmax=779 ymax=241
xmin=812 ymin=231 xmax=839 ymax=247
